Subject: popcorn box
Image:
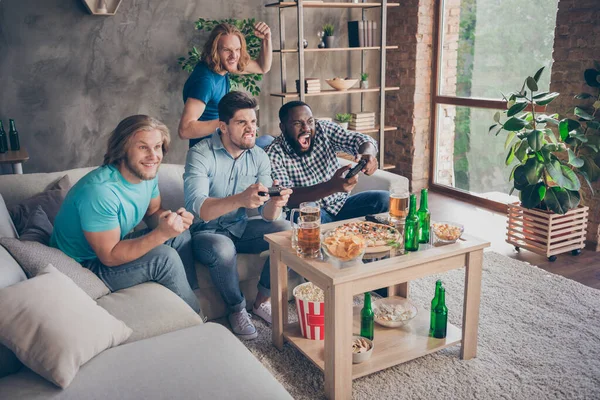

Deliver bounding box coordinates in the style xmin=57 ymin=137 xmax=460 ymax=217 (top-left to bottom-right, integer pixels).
xmin=293 ymin=282 xmax=325 ymax=340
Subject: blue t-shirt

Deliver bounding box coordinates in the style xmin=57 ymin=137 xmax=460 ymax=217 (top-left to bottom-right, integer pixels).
xmin=182 ymin=61 xmax=231 ymax=148
xmin=50 ymin=165 xmax=159 ymax=262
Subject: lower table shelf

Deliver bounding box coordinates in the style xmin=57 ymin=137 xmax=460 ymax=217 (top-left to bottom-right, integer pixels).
xmin=282 ymin=301 xmax=462 ymax=379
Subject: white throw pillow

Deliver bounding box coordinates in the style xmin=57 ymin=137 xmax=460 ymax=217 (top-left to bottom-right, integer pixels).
xmin=0 ymin=264 xmax=132 ymax=388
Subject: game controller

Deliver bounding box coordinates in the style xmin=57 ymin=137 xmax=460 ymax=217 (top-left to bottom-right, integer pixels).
xmin=346 ymin=158 xmax=368 ymax=179
xmin=258 ymin=187 xmax=283 ymax=197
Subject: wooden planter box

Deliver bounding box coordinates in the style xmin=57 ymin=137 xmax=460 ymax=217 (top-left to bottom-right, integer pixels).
xmin=506 ymin=202 xmax=588 ymax=261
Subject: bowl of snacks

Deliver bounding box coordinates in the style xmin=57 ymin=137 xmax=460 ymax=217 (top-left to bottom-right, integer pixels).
xmin=325 ymin=77 xmax=359 ymax=91
xmin=372 ymin=297 xmax=418 ymax=328
xmin=432 ymin=221 xmax=464 ymax=244
xmin=352 ymin=335 xmax=374 ymax=364
xmin=322 ymin=230 xmax=367 ymax=266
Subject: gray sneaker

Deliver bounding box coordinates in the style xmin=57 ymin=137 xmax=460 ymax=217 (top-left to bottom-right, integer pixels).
xmin=228 ymin=309 xmax=258 ymax=340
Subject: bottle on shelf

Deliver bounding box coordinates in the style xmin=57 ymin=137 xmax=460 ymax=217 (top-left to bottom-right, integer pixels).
xmin=360 ymin=292 xmax=374 ymax=340
xmin=432 ymin=286 xmax=448 ymax=339
xmin=8 ymin=119 xmax=20 ymax=151
xmin=417 ymin=188 xmax=431 ymax=244
xmin=0 ymin=120 xmax=7 ymax=153
xmin=429 ymin=279 xmax=443 ymax=336
xmin=404 ymin=194 xmax=420 ymax=252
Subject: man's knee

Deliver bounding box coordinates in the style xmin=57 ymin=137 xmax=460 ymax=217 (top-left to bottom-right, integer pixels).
xmin=194 ymin=235 xmax=236 ymax=266
xmin=152 ymin=245 xmax=183 ymax=267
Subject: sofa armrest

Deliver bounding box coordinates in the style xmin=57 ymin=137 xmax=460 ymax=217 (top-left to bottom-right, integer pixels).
xmin=337 ymin=158 xmax=408 ymax=194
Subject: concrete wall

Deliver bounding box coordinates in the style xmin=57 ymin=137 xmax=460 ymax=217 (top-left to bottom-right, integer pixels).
xmin=0 ymin=0 xmax=380 ymax=173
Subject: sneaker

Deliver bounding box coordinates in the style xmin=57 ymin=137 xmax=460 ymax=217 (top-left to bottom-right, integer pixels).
xmin=228 ymin=309 xmax=258 ymax=340
xmin=252 ymin=301 xmax=272 ymax=324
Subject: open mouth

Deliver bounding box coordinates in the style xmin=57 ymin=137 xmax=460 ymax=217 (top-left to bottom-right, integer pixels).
xmin=298 ymin=133 xmax=311 ymax=150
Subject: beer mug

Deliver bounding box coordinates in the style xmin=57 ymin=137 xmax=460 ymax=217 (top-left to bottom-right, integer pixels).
xmin=290 ymin=202 xmax=320 ymax=249
xmin=389 ymin=187 xmax=409 ymax=221
xmin=294 ymin=216 xmax=321 ymax=258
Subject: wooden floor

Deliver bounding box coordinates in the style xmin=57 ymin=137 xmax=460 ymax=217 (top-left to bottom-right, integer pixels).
xmin=429 ymin=191 xmax=600 ymax=290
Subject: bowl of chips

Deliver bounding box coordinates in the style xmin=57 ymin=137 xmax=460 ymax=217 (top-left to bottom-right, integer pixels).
xmin=372 ymin=297 xmax=418 ymax=328
xmin=352 ymin=335 xmax=374 ymax=364
xmin=321 ymin=230 xmax=366 ymax=265
xmin=432 ymin=221 xmax=464 ymax=244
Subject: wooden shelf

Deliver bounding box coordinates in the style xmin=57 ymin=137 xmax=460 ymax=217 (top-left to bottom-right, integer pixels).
xmin=0 ymin=149 xmax=29 ymax=164
xmin=266 ymin=2 xmax=399 ymax=9
xmin=282 ymin=300 xmax=462 ymax=379
xmin=274 ymin=46 xmax=398 ymax=53
xmin=270 ymin=86 xmax=400 ymax=98
xmin=81 ymin=0 xmax=122 ymax=15
xmin=382 ymin=164 xmax=395 ymax=170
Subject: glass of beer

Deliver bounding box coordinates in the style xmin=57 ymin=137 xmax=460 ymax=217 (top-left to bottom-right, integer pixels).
xmin=290 ymin=202 xmax=320 ymax=248
xmin=295 ymin=216 xmax=321 ymax=258
xmin=389 ymin=187 xmax=409 ymax=221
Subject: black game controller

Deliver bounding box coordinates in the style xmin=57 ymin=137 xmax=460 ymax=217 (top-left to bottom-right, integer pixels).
xmin=345 ymin=158 xmax=368 ymax=179
xmin=258 ymin=187 xmax=283 ymax=197
xmin=365 ymin=214 xmax=391 ymax=225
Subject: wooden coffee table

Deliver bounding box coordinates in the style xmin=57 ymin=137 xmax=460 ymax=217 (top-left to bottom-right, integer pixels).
xmin=265 ymin=220 xmax=490 ymax=400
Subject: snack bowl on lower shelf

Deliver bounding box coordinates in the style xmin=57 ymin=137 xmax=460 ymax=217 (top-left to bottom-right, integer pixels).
xmin=372 ymin=297 xmax=418 ymax=328
xmin=352 ymin=335 xmax=374 ymax=364
xmin=325 ymin=78 xmax=359 ymax=91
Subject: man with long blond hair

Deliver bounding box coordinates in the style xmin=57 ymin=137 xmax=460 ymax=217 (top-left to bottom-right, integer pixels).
xmin=178 ymin=22 xmax=272 ymax=148
xmin=50 ymin=115 xmax=204 ymax=318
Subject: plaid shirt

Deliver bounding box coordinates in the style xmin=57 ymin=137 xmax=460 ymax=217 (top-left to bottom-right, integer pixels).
xmin=265 ymin=120 xmax=377 ymax=215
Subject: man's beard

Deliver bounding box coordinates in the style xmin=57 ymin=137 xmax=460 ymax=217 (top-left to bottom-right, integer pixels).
xmin=284 ymin=132 xmax=315 ymax=157
xmin=124 ymin=158 xmax=159 ymax=181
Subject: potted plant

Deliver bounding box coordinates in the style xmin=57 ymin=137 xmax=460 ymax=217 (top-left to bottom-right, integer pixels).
xmin=177 ymin=18 xmax=264 ymax=96
xmin=335 ymin=113 xmax=352 ymax=129
xmin=490 ymin=66 xmax=600 ymax=261
xmin=323 ymin=23 xmax=335 ymax=48
xmin=360 ymin=72 xmax=369 ymax=89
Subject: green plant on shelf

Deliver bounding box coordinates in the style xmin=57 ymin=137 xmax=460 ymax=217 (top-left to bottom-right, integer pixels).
xmin=335 ymin=113 xmax=352 ymax=123
xmin=360 ymin=72 xmax=369 ymax=82
xmin=177 ymin=18 xmax=263 ymax=96
xmin=323 ymin=23 xmax=335 ymax=37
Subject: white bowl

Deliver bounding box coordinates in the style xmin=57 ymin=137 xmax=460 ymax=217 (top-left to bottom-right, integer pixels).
xmin=325 ymin=78 xmax=358 ymax=91
xmin=372 ymin=297 xmax=418 ymax=328
xmin=352 ymin=335 xmax=374 ymax=364
xmin=432 ymin=221 xmax=464 ymax=244
xmin=321 ymin=230 xmax=366 ymax=266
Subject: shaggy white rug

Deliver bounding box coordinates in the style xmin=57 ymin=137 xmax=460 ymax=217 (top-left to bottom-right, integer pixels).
xmin=243 ymin=252 xmax=600 ymax=399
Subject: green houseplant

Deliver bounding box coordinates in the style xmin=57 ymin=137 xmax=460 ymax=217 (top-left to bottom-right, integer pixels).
xmin=177 ymin=18 xmax=263 ymax=96
xmin=323 ymin=23 xmax=335 ymax=48
xmin=490 ymin=66 xmax=600 ymax=215
xmin=360 ymin=72 xmax=369 ymax=89
xmin=335 ymin=113 xmax=352 ymax=129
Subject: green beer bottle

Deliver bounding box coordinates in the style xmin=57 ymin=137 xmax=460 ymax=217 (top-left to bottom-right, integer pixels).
xmin=417 ymin=189 xmax=430 ymax=244
xmin=0 ymin=121 xmax=7 ymax=153
xmin=8 ymin=119 xmax=20 ymax=151
xmin=432 ymin=287 xmax=448 ymax=339
xmin=360 ymin=292 xmax=374 ymax=340
xmin=404 ymin=194 xmax=420 ymax=252
xmin=429 ymin=280 xmax=443 ymax=336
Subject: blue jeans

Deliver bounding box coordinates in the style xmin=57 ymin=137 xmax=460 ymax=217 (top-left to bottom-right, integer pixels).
xmin=321 ymin=190 xmax=389 ymax=223
xmin=192 ymin=219 xmax=289 ymax=313
xmin=83 ymin=229 xmax=203 ymax=317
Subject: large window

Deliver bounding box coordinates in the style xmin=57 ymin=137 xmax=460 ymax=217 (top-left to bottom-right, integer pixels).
xmin=432 ymin=0 xmax=559 ymax=208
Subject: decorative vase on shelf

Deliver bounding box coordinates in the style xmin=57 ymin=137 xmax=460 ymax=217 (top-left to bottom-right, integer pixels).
xmin=324 ymin=36 xmax=335 ymax=48
xmin=360 ymin=80 xmax=369 ymax=89
xmin=336 ymin=121 xmax=348 ymax=130
xmin=298 ymin=39 xmax=308 ymax=49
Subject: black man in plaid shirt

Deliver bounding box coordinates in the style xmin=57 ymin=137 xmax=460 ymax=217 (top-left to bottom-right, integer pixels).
xmin=265 ymin=101 xmax=389 ymax=223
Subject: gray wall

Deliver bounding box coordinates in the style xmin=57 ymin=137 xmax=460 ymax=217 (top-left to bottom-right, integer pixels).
xmin=0 ymin=0 xmax=380 ymax=173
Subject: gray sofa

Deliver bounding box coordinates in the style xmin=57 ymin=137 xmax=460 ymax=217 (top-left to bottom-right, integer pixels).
xmin=0 ymin=161 xmax=408 ymax=397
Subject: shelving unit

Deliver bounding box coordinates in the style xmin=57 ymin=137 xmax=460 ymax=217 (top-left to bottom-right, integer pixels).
xmin=81 ymin=0 xmax=122 ymax=15
xmin=266 ymin=0 xmax=399 ymax=170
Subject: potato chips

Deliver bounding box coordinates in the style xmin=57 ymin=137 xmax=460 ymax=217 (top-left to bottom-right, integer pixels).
xmin=323 ymin=233 xmax=366 ymax=261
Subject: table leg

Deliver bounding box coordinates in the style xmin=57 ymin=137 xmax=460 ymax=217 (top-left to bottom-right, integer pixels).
xmin=461 ymin=249 xmax=483 ymax=360
xmin=387 ymin=282 xmax=409 ymax=298
xmin=270 ymin=248 xmax=287 ymax=350
xmin=324 ymin=283 xmax=353 ymax=400
xmin=12 ymin=162 xmax=23 ymax=174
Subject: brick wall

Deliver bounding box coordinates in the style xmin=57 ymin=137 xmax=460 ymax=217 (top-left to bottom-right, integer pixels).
xmin=549 ymin=0 xmax=600 ymax=248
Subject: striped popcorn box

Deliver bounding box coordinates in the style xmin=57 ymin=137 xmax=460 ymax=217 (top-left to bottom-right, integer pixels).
xmin=293 ymin=282 xmax=325 ymax=340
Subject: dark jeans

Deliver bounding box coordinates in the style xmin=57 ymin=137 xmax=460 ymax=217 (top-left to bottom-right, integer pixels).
xmin=191 ymin=219 xmax=290 ymax=313
xmin=321 ymin=190 xmax=390 ymax=223
xmin=83 ymin=229 xmax=202 ymax=317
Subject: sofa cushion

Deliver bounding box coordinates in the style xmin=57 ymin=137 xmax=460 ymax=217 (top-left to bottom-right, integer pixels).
xmin=8 ymin=174 xmax=71 ymax=234
xmin=97 ymin=282 xmax=203 ymax=344
xmin=0 ymin=238 xmax=110 ymax=300
xmin=0 ymin=265 xmax=132 ymax=388
xmin=0 ymin=323 xmax=293 ymax=400
xmin=17 ymin=206 xmax=53 ymax=244
xmin=0 ymin=194 xmax=18 ymax=239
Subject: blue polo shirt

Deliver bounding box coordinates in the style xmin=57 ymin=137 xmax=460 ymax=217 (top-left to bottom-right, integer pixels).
xmin=50 ymin=165 xmax=159 ymax=262
xmin=183 ymin=62 xmax=231 ymax=148
xmin=183 ymin=132 xmax=273 ymax=238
